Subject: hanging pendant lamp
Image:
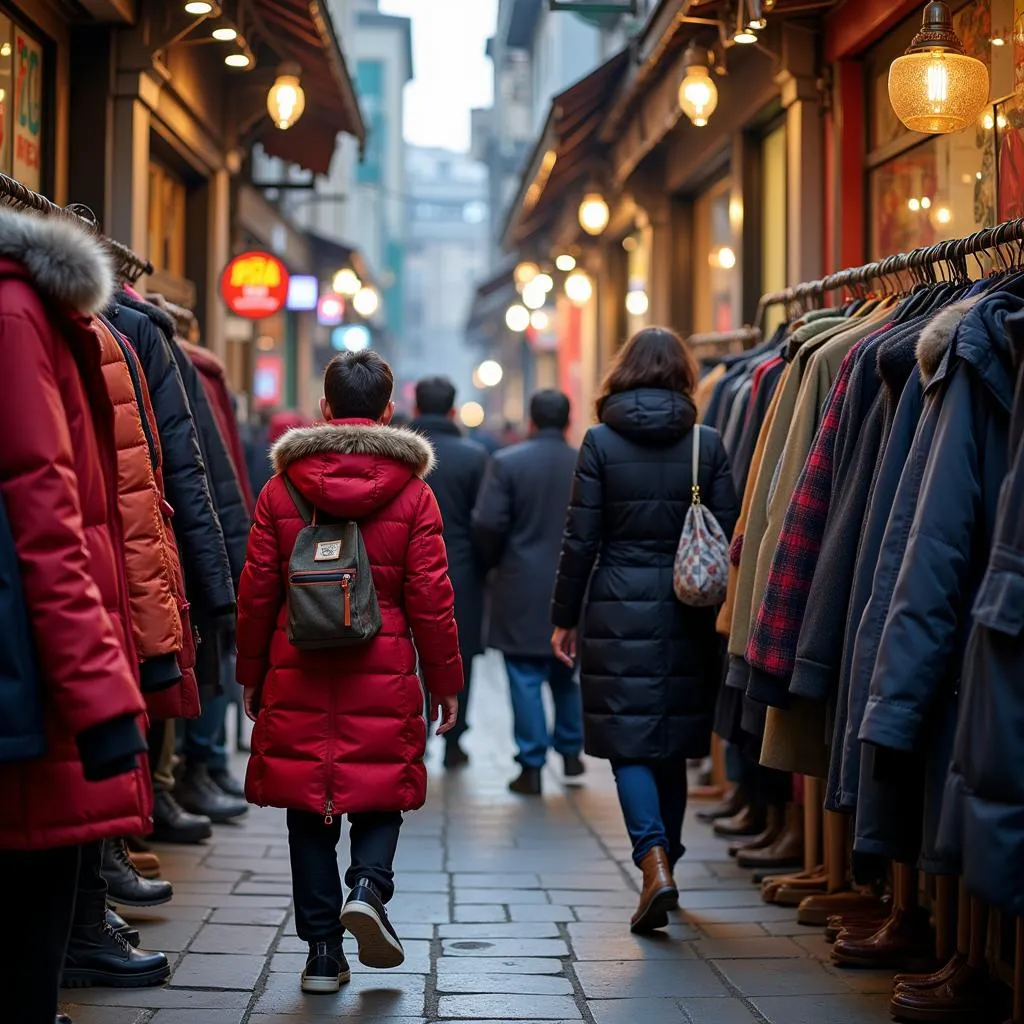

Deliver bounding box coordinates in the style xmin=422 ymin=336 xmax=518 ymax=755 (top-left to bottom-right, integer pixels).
xmin=888 ymin=2 xmax=989 ymax=134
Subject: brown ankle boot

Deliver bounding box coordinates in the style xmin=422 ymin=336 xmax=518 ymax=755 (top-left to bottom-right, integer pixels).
xmin=631 ymin=848 xmax=678 ymax=935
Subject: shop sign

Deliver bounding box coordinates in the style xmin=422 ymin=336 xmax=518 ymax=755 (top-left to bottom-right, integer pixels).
xmin=317 ymin=292 xmax=344 ymax=326
xmin=253 ymin=353 xmax=283 ymax=408
xmin=13 ymin=26 xmax=42 ymax=191
xmin=286 ymin=274 xmax=318 ymax=311
xmin=220 ymin=251 xmax=290 ymax=319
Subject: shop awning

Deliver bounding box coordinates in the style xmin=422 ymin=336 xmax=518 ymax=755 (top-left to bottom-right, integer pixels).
xmin=466 ymin=260 xmax=519 ymax=340
xmin=252 ymin=0 xmax=366 ymax=176
xmin=501 ymin=48 xmax=630 ymax=251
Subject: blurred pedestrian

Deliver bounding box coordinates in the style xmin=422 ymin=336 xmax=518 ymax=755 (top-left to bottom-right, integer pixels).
xmin=550 ymin=327 xmax=739 ymax=934
xmin=473 ymin=389 xmax=583 ymax=796
xmin=411 ymin=377 xmax=488 ymax=768
xmin=236 ymin=351 xmax=463 ymax=992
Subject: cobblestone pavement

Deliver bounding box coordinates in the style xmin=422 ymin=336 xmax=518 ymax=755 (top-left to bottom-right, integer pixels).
xmin=64 ymin=653 xmax=891 ymax=1024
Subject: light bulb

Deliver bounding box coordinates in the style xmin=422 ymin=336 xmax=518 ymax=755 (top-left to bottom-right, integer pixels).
xmin=460 ymin=402 xmax=486 ymax=429
xmin=505 ymin=304 xmax=530 ymax=332
xmin=579 ymin=192 xmax=610 ymax=236
xmin=534 ymin=273 xmax=553 ymax=293
xmin=925 ymin=55 xmax=950 ymax=107
xmin=352 ymin=286 xmax=380 ymax=318
xmin=185 ymin=1 xmax=214 ymax=13
xmin=734 ymin=29 xmax=758 ymax=44
xmin=934 ymin=205 xmax=953 ymax=225
xmin=679 ymin=65 xmax=718 ymax=127
xmin=908 ymin=197 xmax=922 ymax=211
xmin=555 ymin=254 xmax=576 ymax=272
xmin=564 ymin=270 xmax=593 ymax=306
xmin=212 ymin=27 xmax=237 ymax=40
xmin=514 ymin=261 xmax=539 ymax=287
xmin=225 ymin=52 xmax=251 ymax=68
xmin=625 ymin=290 xmax=650 ymax=317
xmin=921 ymin=196 xmax=932 ymax=209
xmin=476 ymin=360 xmax=504 ymax=387
xmin=267 ymin=66 xmax=306 ymax=129
xmin=529 ymin=310 xmax=550 ymax=331
xmin=717 ymin=245 xmax=737 ymax=269
xmin=992 ymin=36 xmax=1006 ymax=46
xmin=332 ymin=268 xmax=361 ymax=298
xmin=522 ymin=279 xmax=547 ymax=310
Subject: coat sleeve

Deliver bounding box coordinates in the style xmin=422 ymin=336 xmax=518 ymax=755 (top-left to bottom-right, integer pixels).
xmin=132 ymin=317 xmax=235 ymax=617
xmin=406 ymin=484 xmax=464 ymax=696
xmin=173 ymin=344 xmax=249 ymax=588
xmin=551 ymin=429 xmax=604 ymax=629
xmin=860 ymin=366 xmax=985 ymax=752
xmin=706 ymin=430 xmax=740 ymax=542
xmin=471 ymin=455 xmax=511 ymax=570
xmin=235 ymin=482 xmax=283 ymax=691
xmin=0 ymin=311 xmax=144 ymax=740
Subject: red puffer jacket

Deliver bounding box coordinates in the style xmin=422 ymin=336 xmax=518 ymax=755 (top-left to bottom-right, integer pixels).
xmin=0 ymin=210 xmax=150 ymax=850
xmin=237 ymin=419 xmax=463 ymax=817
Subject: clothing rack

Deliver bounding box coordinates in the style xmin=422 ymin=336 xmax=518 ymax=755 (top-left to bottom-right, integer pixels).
xmin=688 ymin=326 xmax=761 ymax=356
xmin=0 ymin=170 xmax=153 ymax=284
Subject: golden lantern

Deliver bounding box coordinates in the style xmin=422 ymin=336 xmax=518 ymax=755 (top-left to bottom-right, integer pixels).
xmin=888 ymin=2 xmax=989 ymax=134
xmin=267 ymin=62 xmax=307 ymax=130
xmin=578 ymin=191 xmax=610 ymax=236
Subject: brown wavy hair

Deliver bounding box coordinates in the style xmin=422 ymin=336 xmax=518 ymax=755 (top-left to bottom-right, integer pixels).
xmin=596 ymin=326 xmax=699 ymax=418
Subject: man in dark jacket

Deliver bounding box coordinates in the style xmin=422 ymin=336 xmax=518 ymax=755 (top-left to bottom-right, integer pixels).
xmin=411 ymin=377 xmax=488 ymax=768
xmin=473 ymin=390 xmax=583 ymax=796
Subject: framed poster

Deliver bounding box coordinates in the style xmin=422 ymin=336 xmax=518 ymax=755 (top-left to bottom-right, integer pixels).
xmin=12 ymin=24 xmax=42 ymax=190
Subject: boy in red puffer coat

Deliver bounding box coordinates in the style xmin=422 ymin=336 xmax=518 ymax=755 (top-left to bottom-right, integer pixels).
xmin=236 ymin=349 xmax=462 ymax=992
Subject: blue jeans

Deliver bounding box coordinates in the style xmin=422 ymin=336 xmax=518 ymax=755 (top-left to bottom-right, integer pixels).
xmin=182 ymin=648 xmax=237 ymax=771
xmin=504 ymin=655 xmax=583 ymax=769
xmin=611 ymin=759 xmax=689 ymax=868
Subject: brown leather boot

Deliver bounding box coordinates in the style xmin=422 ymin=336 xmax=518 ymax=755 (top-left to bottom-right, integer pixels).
xmin=128 ymin=850 xmax=162 ymax=880
xmin=797 ymin=890 xmax=887 ymax=926
xmin=696 ymin=785 xmax=747 ymax=824
xmin=737 ymin=804 xmax=803 ymax=869
xmin=728 ymin=804 xmax=784 ymax=858
xmin=825 ymin=906 xmax=891 ymax=942
xmin=713 ymin=804 xmax=766 ymax=838
xmin=894 ymin=952 xmax=968 ymax=990
xmin=889 ymin=959 xmax=988 ymax=1021
xmin=630 ymin=847 xmax=679 ymax=935
xmin=832 ymin=907 xmax=935 ymax=970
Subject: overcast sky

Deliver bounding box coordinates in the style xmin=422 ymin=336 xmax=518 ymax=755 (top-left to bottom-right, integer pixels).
xmin=378 ymin=0 xmax=499 ymax=153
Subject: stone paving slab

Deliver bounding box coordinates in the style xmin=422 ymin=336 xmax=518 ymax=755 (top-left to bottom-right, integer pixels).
xmin=62 ymin=658 xmax=891 ymax=1024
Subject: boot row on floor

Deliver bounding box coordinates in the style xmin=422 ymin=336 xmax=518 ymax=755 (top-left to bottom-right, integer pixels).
xmin=700 ymin=786 xmax=1024 ymax=1022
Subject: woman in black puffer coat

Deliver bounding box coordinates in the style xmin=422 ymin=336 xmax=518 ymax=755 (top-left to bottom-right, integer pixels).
xmin=551 ymin=327 xmax=738 ymax=933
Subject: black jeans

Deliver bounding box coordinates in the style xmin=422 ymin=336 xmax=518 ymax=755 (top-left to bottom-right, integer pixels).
xmin=3 ymin=844 xmax=81 ymax=1024
xmin=287 ymin=809 xmax=402 ymax=942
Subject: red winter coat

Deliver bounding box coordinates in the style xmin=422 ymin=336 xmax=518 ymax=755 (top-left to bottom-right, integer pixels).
xmin=237 ymin=419 xmax=463 ymax=817
xmin=0 ymin=210 xmax=150 ymax=850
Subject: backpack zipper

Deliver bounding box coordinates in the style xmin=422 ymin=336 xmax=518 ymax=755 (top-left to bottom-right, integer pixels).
xmin=341 ymin=575 xmax=351 ymax=627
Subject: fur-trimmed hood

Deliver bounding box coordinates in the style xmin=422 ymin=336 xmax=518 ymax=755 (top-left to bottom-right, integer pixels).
xmin=916 ymin=295 xmax=981 ymax=381
xmin=272 ymin=421 xmax=436 ymax=522
xmin=0 ymin=207 xmax=114 ymax=314
xmin=273 ymin=421 xmax=435 ymax=478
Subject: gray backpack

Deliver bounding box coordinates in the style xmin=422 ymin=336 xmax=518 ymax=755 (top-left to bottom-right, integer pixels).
xmin=283 ymin=477 xmax=382 ymax=649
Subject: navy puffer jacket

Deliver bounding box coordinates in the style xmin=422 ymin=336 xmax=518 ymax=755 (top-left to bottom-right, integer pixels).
xmin=552 ymin=388 xmax=739 ymax=762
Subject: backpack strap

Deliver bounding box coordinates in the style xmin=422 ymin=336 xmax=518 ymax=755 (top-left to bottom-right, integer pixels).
xmin=283 ymin=475 xmax=315 ymax=525
xmin=691 ymin=425 xmax=702 ymax=506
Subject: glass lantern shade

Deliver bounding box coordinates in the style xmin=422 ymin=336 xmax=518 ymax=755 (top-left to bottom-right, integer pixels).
xmin=678 ymin=66 xmax=719 ymax=127
xmin=888 ymin=49 xmax=989 ymax=134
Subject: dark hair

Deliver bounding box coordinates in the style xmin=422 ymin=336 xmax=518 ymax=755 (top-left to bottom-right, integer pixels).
xmin=530 ymin=389 xmax=571 ymax=431
xmin=415 ymin=376 xmax=456 ymax=416
xmin=323 ymin=350 xmax=394 ymax=420
xmin=596 ymin=326 xmax=699 ymax=418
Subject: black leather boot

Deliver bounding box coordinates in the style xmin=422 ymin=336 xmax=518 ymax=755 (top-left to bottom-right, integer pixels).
xmin=209 ymin=766 xmax=245 ymax=798
xmin=101 ymin=839 xmax=173 ymax=907
xmin=62 ymin=887 xmax=170 ymax=988
xmin=56 ymin=1014 xmax=72 ymax=1024
xmin=509 ymin=767 xmax=542 ymax=796
xmin=175 ymin=764 xmax=248 ymax=823
xmin=106 ymin=906 xmax=140 ymax=947
xmin=151 ymin=788 xmax=213 ymax=844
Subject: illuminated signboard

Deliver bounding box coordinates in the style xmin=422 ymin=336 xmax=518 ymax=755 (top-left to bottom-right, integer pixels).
xmin=287 ymin=274 xmax=318 ymax=311
xmin=220 ymin=251 xmax=290 ymax=319
xmin=317 ymin=292 xmax=344 ymax=326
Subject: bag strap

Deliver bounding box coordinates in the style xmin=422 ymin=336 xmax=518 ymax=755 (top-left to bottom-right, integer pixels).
xmin=691 ymin=425 xmax=702 ymax=507
xmin=283 ymin=475 xmax=316 ymax=526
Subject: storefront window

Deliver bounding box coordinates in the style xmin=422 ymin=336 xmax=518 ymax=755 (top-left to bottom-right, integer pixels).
xmin=694 ymin=177 xmax=738 ymax=334
xmin=761 ymin=123 xmax=787 ymax=335
xmin=867 ymin=0 xmax=1018 ymax=257
xmin=147 ymin=162 xmax=187 ymax=278
xmin=0 ymin=15 xmax=44 ymax=191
